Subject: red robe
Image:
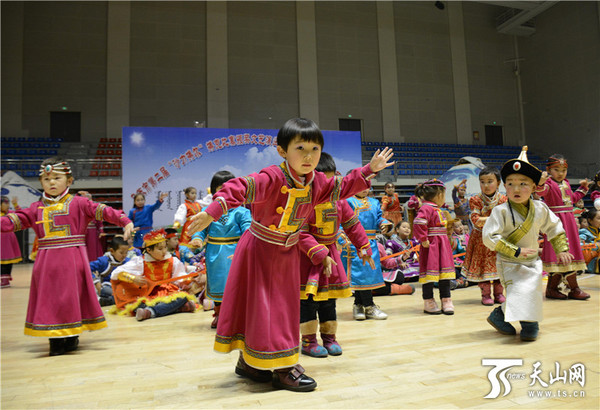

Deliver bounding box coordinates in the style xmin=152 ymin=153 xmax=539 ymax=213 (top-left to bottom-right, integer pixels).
xmin=207 ymin=162 xmax=373 ymax=370
xmin=1 ymin=193 xmax=131 ymax=337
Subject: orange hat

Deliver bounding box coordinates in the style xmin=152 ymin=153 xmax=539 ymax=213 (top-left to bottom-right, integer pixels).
xmin=143 ymin=229 xmax=167 ymax=248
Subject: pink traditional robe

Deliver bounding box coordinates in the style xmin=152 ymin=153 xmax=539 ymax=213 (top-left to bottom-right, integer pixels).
xmin=208 ymin=162 xmax=373 ymax=370
xmin=536 ymin=178 xmax=587 ymax=273
xmin=299 ymin=199 xmax=371 ymax=301
xmin=412 ymin=201 xmax=455 ymax=283
xmin=1 ymin=210 xmax=22 ymax=265
xmin=1 ymin=192 xmax=131 ymax=337
xmin=84 ymin=219 xmax=104 ymax=261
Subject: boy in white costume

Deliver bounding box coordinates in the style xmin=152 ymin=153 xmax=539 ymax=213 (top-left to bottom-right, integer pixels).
xmin=482 ymin=147 xmax=572 ymax=341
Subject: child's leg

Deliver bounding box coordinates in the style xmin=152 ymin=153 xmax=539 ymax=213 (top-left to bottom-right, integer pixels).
xmin=545 ymin=272 xmax=568 ymax=299
xmin=422 ymin=282 xmax=441 ymax=314
xmin=211 ymin=302 xmax=221 ymax=329
xmin=300 ymin=297 xmax=327 ymax=357
xmin=492 ymin=279 xmax=506 ymax=304
xmin=478 ymin=281 xmax=494 ymax=305
xmin=353 ymin=291 xmax=366 ymax=320
xmin=1 ymin=264 xmax=12 ymax=287
xmin=564 ymin=271 xmax=590 ymax=300
xmin=439 ymin=279 xmax=454 ymax=315
xmin=136 ymin=297 xmax=193 ymax=321
xmin=359 ymin=290 xmax=388 ymax=320
xmin=317 ymin=299 xmax=342 ymax=355
xmin=372 ymin=282 xmax=392 ymax=296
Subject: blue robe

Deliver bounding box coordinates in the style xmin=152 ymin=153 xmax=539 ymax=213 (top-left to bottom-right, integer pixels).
xmin=341 ymin=196 xmax=389 ymax=290
xmin=128 ymin=200 xmax=163 ymax=248
xmin=192 ymin=206 xmax=251 ymax=302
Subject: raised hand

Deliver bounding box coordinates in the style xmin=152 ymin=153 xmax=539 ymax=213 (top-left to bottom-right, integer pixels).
xmin=539 ymin=171 xmax=549 ymax=186
xmin=122 ymin=223 xmax=134 ymax=241
xmin=369 ymin=147 xmax=395 ymax=173
xmin=159 ymin=192 xmax=169 ymax=201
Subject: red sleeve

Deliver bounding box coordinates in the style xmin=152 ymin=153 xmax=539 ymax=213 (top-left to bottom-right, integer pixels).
xmin=340 ymin=201 xmax=371 ymax=257
xmin=312 ymin=164 xmax=374 ymax=205
xmin=412 ymin=207 xmax=429 ymax=243
xmin=378 ymin=242 xmax=398 ymax=269
xmin=205 ymin=167 xmax=277 ymax=221
xmin=1 ymin=202 xmax=38 ymax=232
xmin=298 ymin=220 xmax=329 ymax=266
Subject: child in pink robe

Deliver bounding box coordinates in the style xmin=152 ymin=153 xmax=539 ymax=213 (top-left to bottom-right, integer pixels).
xmin=536 ymin=154 xmax=590 ymax=300
xmin=1 ymin=196 xmax=23 ymax=288
xmin=187 ymin=118 xmax=394 ymax=392
xmin=413 ymin=179 xmax=455 ymax=315
xmin=0 ymin=158 xmax=133 ymax=356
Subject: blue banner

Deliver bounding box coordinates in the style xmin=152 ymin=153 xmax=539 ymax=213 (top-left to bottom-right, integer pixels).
xmin=122 ymin=127 xmax=361 ymax=228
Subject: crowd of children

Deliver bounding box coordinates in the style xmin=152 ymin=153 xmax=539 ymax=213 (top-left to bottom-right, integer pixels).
xmin=1 ymin=117 xmax=597 ymax=393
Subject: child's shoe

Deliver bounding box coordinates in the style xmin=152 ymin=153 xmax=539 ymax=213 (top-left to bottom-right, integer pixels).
xmin=493 ymin=280 xmax=506 ymax=304
xmin=519 ymin=321 xmax=539 ymax=341
xmin=423 ymin=298 xmax=441 ymax=315
xmin=319 ymin=320 xmax=342 ymax=356
xmin=486 ymin=306 xmax=516 ymax=335
xmin=178 ymin=300 xmax=196 ymax=313
xmin=565 ymin=274 xmax=590 ymax=300
xmin=545 ymin=273 xmax=568 ymax=299
xmin=99 ymin=296 xmax=113 ymax=307
xmin=234 ymin=354 xmax=272 ymax=382
xmin=64 ymin=336 xmax=79 ymax=352
xmin=135 ymin=307 xmax=152 ymax=321
xmin=441 ymin=297 xmax=454 ymax=315
xmin=301 ymin=334 xmax=328 ymax=357
xmin=364 ymin=304 xmax=388 ymax=320
xmin=1 ymin=277 xmax=10 ymax=288
xmin=479 ymin=282 xmax=494 ymax=306
xmin=321 ymin=333 xmax=342 ymax=356
xmin=352 ymin=304 xmax=366 ymax=320
xmin=390 ymin=283 xmax=415 ymax=295
xmin=272 ymin=364 xmax=317 ymax=392
xmin=203 ymin=298 xmax=215 ymax=311
xmin=49 ymin=338 xmax=66 ymax=356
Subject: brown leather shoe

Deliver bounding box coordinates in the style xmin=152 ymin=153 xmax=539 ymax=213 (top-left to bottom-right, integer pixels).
xmin=272 ymin=364 xmax=317 ymax=392
xmin=234 ymin=355 xmax=272 ymax=383
xmin=567 ymin=287 xmax=590 ymax=300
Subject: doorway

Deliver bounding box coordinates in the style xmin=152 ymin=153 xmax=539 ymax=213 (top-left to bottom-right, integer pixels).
xmin=484 ymin=125 xmax=503 ymax=146
xmin=50 ymin=111 xmax=81 ymax=142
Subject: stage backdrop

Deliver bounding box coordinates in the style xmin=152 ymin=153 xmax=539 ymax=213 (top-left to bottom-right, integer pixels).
xmin=122 ymin=127 xmax=362 ymax=228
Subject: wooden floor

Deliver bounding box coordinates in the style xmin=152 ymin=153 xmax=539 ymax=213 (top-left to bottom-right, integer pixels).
xmin=1 ymin=264 xmax=598 ymax=409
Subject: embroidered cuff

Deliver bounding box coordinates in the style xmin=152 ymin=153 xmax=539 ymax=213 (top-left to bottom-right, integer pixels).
xmin=549 ymin=233 xmax=569 ymax=254
xmin=118 ymin=272 xmax=136 ymax=283
xmin=495 ymin=239 xmax=520 ymax=258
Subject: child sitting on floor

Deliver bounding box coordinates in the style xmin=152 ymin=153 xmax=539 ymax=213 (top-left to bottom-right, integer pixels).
xmin=89 ymin=235 xmax=131 ymax=306
xmin=110 ymin=229 xmax=199 ymax=321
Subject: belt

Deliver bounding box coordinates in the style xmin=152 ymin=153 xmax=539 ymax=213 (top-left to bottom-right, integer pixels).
xmin=38 ymin=235 xmax=86 ymax=250
xmin=427 ymin=227 xmax=447 ymax=237
xmin=207 ymin=236 xmax=241 ymax=245
xmin=249 ymin=220 xmax=300 ymax=247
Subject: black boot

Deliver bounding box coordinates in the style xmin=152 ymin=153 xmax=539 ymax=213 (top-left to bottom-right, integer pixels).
xmin=64 ymin=336 xmax=79 ymax=352
xmin=49 ymin=338 xmax=66 ymax=356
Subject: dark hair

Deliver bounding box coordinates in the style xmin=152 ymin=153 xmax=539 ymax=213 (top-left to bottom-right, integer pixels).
xmin=211 ymin=170 xmax=236 ymax=195
xmin=1 ymin=196 xmax=9 ymax=203
xmin=40 ymin=157 xmax=73 ymax=178
xmin=384 ymin=182 xmax=395 ymax=189
xmin=582 ymin=208 xmax=598 ymax=222
xmin=183 ymin=187 xmax=196 ymax=195
xmin=165 ymin=228 xmax=178 ymax=236
xmin=415 ymin=183 xmax=445 ymax=202
xmin=396 ymin=220 xmax=409 ymax=230
xmin=108 ymin=235 xmax=129 ymax=251
xmin=276 ymin=118 xmax=324 ymax=151
xmin=316 ymin=152 xmax=336 ymax=174
xmin=479 ymin=166 xmax=501 ymax=182
xmin=133 ymin=193 xmax=145 ymax=207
